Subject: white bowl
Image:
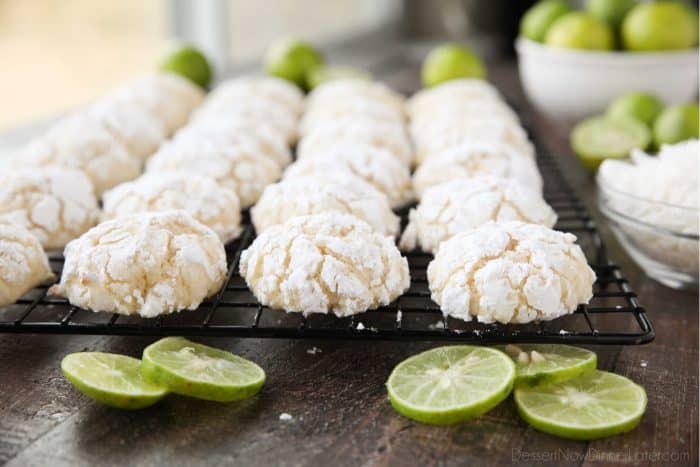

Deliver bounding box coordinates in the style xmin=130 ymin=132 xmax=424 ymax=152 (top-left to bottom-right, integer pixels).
xmin=516 ymin=38 xmax=699 ymax=123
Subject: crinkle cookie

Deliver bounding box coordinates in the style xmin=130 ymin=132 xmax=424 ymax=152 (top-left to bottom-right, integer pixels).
xmin=409 ymin=102 xmax=519 ymax=137
xmin=412 ymin=142 xmax=543 ymax=197
xmin=428 ymin=221 xmax=595 ymax=325
xmin=49 ymin=211 xmax=226 ymax=318
xmin=300 ymin=98 xmax=404 ymax=136
xmin=206 ymin=76 xmax=304 ymax=116
xmin=0 ymin=168 xmax=100 ymax=250
xmin=146 ymin=137 xmax=281 ymax=208
xmin=400 ymin=177 xmax=556 ymax=253
xmin=252 ymin=173 xmax=399 ymax=237
xmin=239 ymin=213 xmax=410 ymax=317
xmin=13 ymin=115 xmax=141 ymax=195
xmin=106 ymin=72 xmax=204 ymax=134
xmin=175 ymin=120 xmax=292 ymax=169
xmin=192 ymin=96 xmax=298 ymax=144
xmin=306 ymin=79 xmax=406 ymax=114
xmin=413 ymin=119 xmax=534 ymax=164
xmin=87 ymin=101 xmax=166 ymax=161
xmin=0 ymin=222 xmax=53 ymax=307
xmin=283 ymin=144 xmax=413 ymax=208
xmin=297 ymin=119 xmax=413 ymax=167
xmin=102 ymin=173 xmax=242 ymax=243
xmin=406 ymin=78 xmax=502 ymax=117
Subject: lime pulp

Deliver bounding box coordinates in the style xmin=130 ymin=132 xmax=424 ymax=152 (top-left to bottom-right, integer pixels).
xmin=386 ymin=346 xmax=515 ymax=425
xmin=515 ymin=370 xmax=647 ymax=440
xmin=502 ymin=344 xmax=597 ymax=387
xmin=571 ymin=115 xmax=651 ymax=171
xmin=141 ymin=337 xmax=266 ymax=402
xmin=62 ymin=352 xmax=168 ymax=410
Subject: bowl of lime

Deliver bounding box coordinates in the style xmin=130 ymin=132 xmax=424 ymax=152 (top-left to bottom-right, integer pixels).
xmin=516 ymin=0 xmax=699 ymax=123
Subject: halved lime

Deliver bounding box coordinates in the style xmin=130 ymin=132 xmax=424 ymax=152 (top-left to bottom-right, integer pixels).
xmin=515 ymin=370 xmax=647 ymax=440
xmin=61 ymin=352 xmax=168 ymax=410
xmin=501 ymin=344 xmax=597 ymax=387
xmin=386 ymin=346 xmax=515 ymax=425
xmin=571 ymin=115 xmax=651 ymax=171
xmin=159 ymin=44 xmax=212 ymax=88
xmin=306 ymin=65 xmax=371 ymax=90
xmin=141 ymin=337 xmax=265 ymax=402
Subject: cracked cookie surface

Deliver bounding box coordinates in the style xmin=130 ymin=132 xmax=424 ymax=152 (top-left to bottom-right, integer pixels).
xmin=412 ymin=142 xmax=543 ymax=197
xmin=401 ymin=177 xmax=556 ymax=254
xmin=252 ymin=173 xmax=400 ymax=237
xmin=428 ymin=221 xmax=595 ymax=325
xmin=102 ymin=172 xmax=242 ymax=243
xmin=0 ymin=222 xmax=53 ymax=307
xmin=0 ymin=168 xmax=100 ymax=250
xmin=50 ymin=211 xmax=226 ymax=318
xmin=240 ymin=213 xmax=410 ymax=317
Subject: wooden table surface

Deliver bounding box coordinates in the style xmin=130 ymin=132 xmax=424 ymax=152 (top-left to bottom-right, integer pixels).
xmin=0 ymin=59 xmax=697 ymax=467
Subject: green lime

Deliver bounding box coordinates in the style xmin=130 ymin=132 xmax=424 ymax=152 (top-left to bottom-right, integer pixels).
xmin=586 ymin=0 xmax=637 ymax=28
xmin=571 ymin=115 xmax=651 ymax=171
xmin=61 ymin=352 xmax=168 ymax=410
xmin=386 ymin=346 xmax=515 ymax=425
xmin=515 ymin=370 xmax=647 ymax=440
xmin=622 ymin=2 xmax=699 ymax=51
xmin=159 ymin=44 xmax=212 ymax=88
xmin=545 ymin=12 xmax=616 ymax=50
xmin=264 ymin=37 xmax=323 ymax=89
xmin=520 ymin=0 xmax=573 ymax=43
xmin=606 ymin=92 xmax=664 ymax=128
xmin=501 ymin=344 xmax=597 ymax=388
xmin=653 ymin=104 xmax=700 ymax=147
xmin=141 ymin=337 xmax=265 ymax=402
xmin=306 ymin=65 xmax=372 ymax=90
xmin=421 ymin=43 xmax=487 ymax=88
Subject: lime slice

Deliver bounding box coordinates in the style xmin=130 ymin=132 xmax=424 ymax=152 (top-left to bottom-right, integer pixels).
xmin=306 ymin=65 xmax=371 ymax=90
xmin=501 ymin=344 xmax=597 ymax=387
xmin=571 ymin=115 xmax=651 ymax=171
xmin=545 ymin=12 xmax=616 ymax=50
xmin=653 ymin=104 xmax=700 ymax=147
xmin=515 ymin=370 xmax=647 ymax=440
xmin=61 ymin=352 xmax=168 ymax=410
xmin=606 ymin=92 xmax=664 ymax=128
xmin=622 ymin=2 xmax=699 ymax=51
xmin=386 ymin=346 xmax=515 ymax=425
xmin=141 ymin=337 xmax=265 ymax=402
xmin=520 ymin=0 xmax=573 ymax=43
xmin=264 ymin=37 xmax=323 ymax=90
xmin=159 ymin=44 xmax=212 ymax=88
xmin=421 ymin=43 xmax=487 ymax=88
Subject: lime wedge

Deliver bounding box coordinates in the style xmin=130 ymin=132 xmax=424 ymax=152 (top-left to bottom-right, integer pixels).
xmin=141 ymin=337 xmax=265 ymax=402
xmin=61 ymin=352 xmax=168 ymax=410
xmin=515 ymin=370 xmax=647 ymax=440
xmin=571 ymin=115 xmax=651 ymax=171
xmin=501 ymin=344 xmax=597 ymax=387
xmin=386 ymin=346 xmax=515 ymax=425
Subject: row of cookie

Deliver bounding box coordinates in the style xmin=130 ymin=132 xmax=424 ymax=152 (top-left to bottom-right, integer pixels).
xmin=241 ymin=80 xmax=414 ymax=317
xmin=402 ymin=79 xmax=595 ymax=325
xmin=251 ymin=79 xmax=414 ymax=238
xmin=0 ymin=73 xmax=203 ymax=254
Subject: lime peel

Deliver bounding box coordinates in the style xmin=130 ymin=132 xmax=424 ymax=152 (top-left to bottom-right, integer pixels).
xmin=502 ymin=344 xmax=597 ymax=387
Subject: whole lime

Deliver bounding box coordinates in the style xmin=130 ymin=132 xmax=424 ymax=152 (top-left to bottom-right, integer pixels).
xmin=306 ymin=65 xmax=371 ymax=90
xmin=421 ymin=43 xmax=487 ymax=88
xmin=586 ymin=0 xmax=637 ymax=28
xmin=607 ymin=92 xmax=664 ymax=128
xmin=653 ymin=104 xmax=700 ymax=147
xmin=159 ymin=44 xmax=212 ymax=88
xmin=622 ymin=2 xmax=699 ymax=51
xmin=264 ymin=37 xmax=323 ymax=89
xmin=520 ymin=0 xmax=573 ymax=43
xmin=545 ymin=12 xmax=616 ymax=50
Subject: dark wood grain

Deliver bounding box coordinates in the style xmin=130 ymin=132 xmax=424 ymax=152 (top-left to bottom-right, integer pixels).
xmin=0 ymin=59 xmax=697 ymax=467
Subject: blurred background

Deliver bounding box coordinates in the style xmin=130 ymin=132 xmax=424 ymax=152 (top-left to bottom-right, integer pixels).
xmin=0 ymin=0 xmax=538 ymax=131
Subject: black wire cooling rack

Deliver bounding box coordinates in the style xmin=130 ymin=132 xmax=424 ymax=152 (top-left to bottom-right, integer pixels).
xmin=0 ymin=58 xmax=654 ymax=344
